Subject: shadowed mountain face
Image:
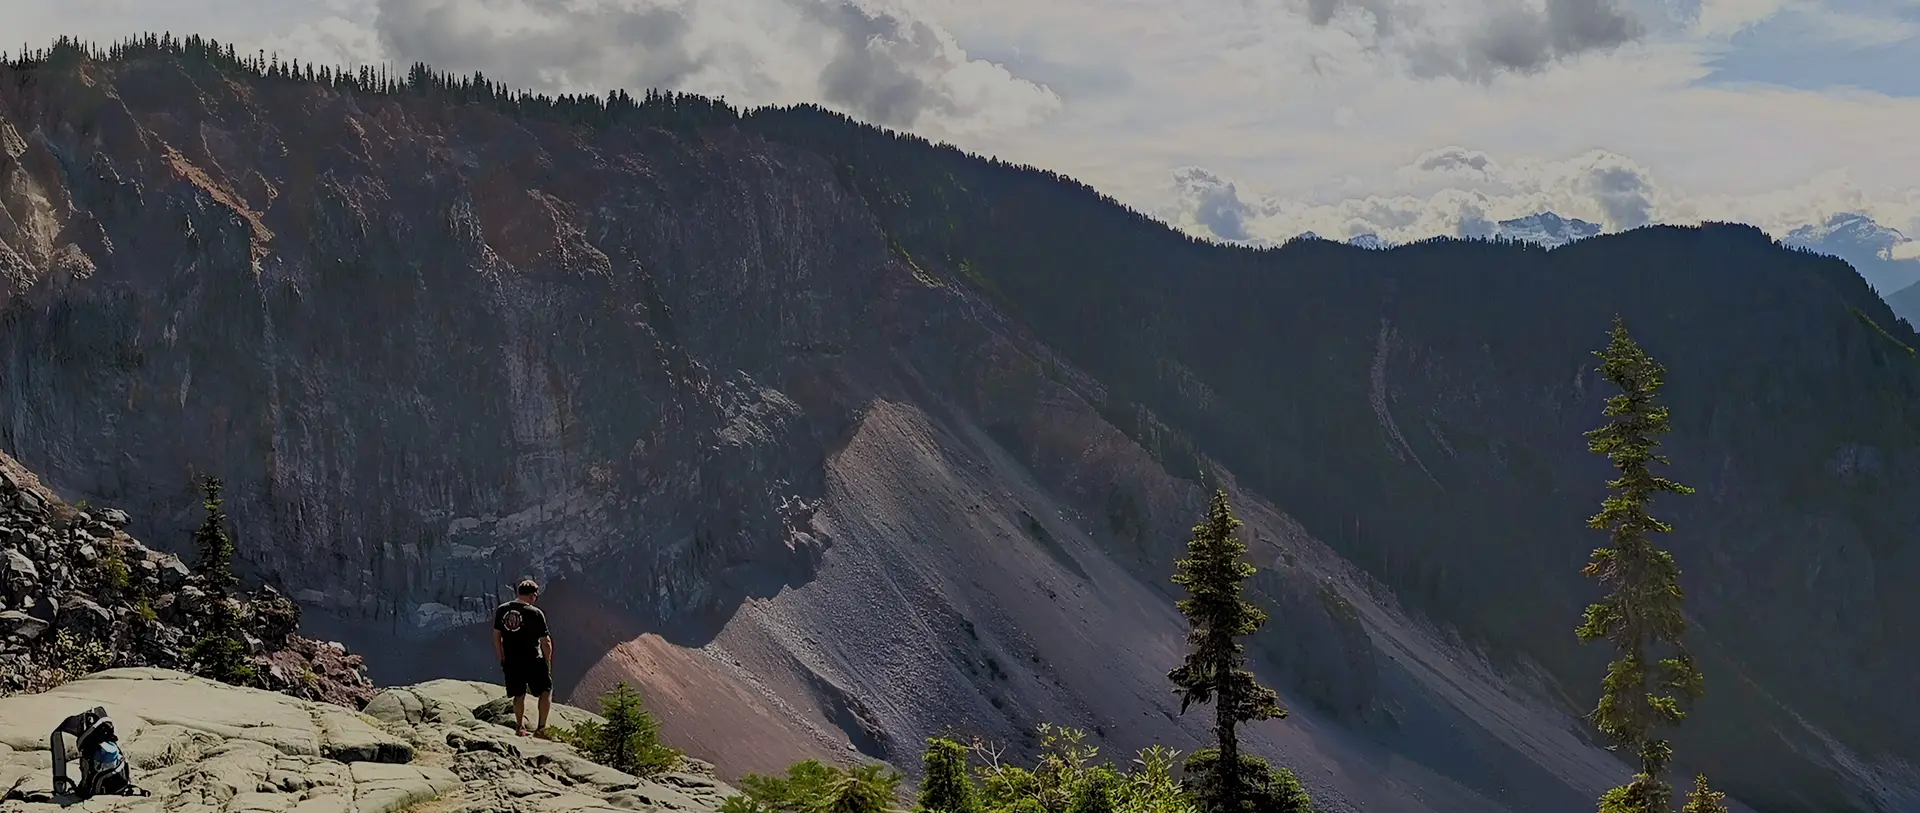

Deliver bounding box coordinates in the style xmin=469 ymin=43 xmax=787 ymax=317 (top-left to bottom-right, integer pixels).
xmin=3 ymin=45 xmax=1919 ymax=813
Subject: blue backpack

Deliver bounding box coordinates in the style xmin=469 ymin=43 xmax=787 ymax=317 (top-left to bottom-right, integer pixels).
xmin=51 ymin=708 xmax=145 ymax=799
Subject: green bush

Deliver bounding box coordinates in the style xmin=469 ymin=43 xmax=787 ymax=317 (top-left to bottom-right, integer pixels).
xmin=722 ymin=759 xmax=901 ymax=813
xmin=1180 ymin=749 xmax=1312 ymax=813
xmin=100 ymin=544 xmax=131 ymax=592
xmin=956 ymin=724 xmax=1200 ymax=813
xmin=52 ymin=630 xmax=112 ymax=676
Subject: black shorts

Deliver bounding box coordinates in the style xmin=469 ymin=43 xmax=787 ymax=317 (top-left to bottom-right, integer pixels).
xmin=502 ymin=658 xmax=552 ymax=698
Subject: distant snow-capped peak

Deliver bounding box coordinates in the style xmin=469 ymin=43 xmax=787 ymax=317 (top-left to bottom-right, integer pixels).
xmin=1493 ymin=212 xmax=1603 ymax=248
xmin=1784 ymin=213 xmax=1914 ymax=261
xmin=1281 ymin=231 xmax=1391 ymax=248
xmin=1783 ymin=212 xmax=1920 ymax=295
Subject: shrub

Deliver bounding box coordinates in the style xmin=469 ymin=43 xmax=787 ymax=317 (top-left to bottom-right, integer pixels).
xmin=720 ymin=759 xmax=904 ymax=813
xmin=962 ymin=724 xmax=1201 ymax=813
xmin=1180 ymin=749 xmax=1312 ymax=813
xmin=100 ymin=544 xmax=131 ymax=592
xmin=53 ymin=629 xmax=112 ymax=676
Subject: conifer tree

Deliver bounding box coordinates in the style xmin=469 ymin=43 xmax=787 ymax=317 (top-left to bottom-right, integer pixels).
xmin=588 ymin=681 xmax=679 ymax=776
xmin=192 ymin=476 xmax=238 ymax=591
xmin=916 ymin=737 xmax=981 ymax=813
xmin=1679 ymin=775 xmax=1729 ymax=813
xmin=1577 ymin=316 xmax=1702 ymax=813
xmin=187 ymin=476 xmax=253 ymax=684
xmin=1167 ymin=489 xmax=1289 ymax=813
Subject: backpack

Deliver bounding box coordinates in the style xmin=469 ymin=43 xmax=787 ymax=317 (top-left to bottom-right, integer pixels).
xmin=53 ymin=709 xmax=146 ymax=799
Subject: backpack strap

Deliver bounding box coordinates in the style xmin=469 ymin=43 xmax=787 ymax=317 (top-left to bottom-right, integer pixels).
xmin=76 ymin=716 xmax=117 ymax=751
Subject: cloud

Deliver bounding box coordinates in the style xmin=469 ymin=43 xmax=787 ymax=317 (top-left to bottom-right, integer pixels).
xmin=358 ymin=0 xmax=1060 ymax=133
xmin=1692 ymin=0 xmax=1791 ymax=37
xmin=1409 ymin=146 xmax=1500 ymax=177
xmin=1405 ymin=147 xmax=1505 ymax=182
xmin=1300 ymin=0 xmax=1647 ymax=81
xmin=1172 ymin=167 xmax=1260 ymax=241
xmin=1562 ymin=151 xmax=1660 ymax=227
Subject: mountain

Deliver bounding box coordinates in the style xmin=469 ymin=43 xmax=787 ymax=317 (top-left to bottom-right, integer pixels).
xmin=1348 ymin=233 xmax=1390 ymax=250
xmin=1785 ymin=213 xmax=1920 ymax=308
xmin=1889 ymin=279 xmax=1920 ymax=326
xmin=5 ymin=40 xmax=1920 ymax=813
xmin=1492 ymin=212 xmax=1604 ymax=247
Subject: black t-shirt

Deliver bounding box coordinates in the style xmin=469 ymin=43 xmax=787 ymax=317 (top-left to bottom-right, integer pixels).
xmin=492 ymin=600 xmax=549 ymax=662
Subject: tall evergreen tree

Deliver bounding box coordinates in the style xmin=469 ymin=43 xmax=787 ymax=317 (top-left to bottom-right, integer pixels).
xmin=192 ymin=476 xmax=238 ymax=591
xmin=187 ymin=477 xmax=253 ymax=684
xmin=1167 ymin=489 xmax=1288 ymax=813
xmin=1577 ymin=316 xmax=1702 ymax=813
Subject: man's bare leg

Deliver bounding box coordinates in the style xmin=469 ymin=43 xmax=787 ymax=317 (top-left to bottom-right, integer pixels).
xmin=535 ymin=692 xmax=552 ymax=738
xmin=513 ymin=694 xmax=529 ymax=735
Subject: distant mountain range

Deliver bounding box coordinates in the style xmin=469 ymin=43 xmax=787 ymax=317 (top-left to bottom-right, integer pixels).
xmin=1332 ymin=211 xmax=1920 ymax=325
xmin=1334 ymin=213 xmax=1604 ymax=251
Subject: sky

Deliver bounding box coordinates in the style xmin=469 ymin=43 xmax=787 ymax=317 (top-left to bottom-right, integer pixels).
xmin=12 ymin=0 xmax=1920 ymax=246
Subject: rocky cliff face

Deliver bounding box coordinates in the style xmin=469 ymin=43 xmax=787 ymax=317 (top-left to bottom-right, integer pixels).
xmin=0 ymin=450 xmax=372 ymax=704
xmin=0 ymin=56 xmax=864 ymax=630
xmin=0 ymin=43 xmax=1909 ymax=813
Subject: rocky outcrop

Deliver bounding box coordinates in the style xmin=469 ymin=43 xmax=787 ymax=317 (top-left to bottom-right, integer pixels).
xmin=0 ymin=452 xmax=372 ymax=705
xmin=0 ymin=668 xmax=736 ymax=813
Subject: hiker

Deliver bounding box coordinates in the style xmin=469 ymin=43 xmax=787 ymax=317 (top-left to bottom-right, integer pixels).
xmin=49 ymin=705 xmax=146 ymax=799
xmin=493 ymin=578 xmax=554 ymax=738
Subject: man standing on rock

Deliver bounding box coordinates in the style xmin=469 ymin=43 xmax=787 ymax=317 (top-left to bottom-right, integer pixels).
xmin=492 ymin=578 xmax=554 ymax=738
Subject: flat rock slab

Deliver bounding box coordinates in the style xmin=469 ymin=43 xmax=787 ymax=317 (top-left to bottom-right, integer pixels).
xmin=0 ymin=669 xmax=738 ymax=813
xmin=0 ymin=669 xmax=409 ymax=764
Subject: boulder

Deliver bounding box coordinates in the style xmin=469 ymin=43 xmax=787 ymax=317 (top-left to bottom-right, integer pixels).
xmin=1 ymin=551 xmax=35 ymax=591
xmin=243 ymin=587 xmax=302 ymax=646
xmin=9 ymin=490 xmax=42 ymax=517
xmin=52 ymin=596 xmax=112 ymax=641
xmin=0 ymin=611 xmax=48 ymax=644
xmin=153 ymin=556 xmax=191 ymax=590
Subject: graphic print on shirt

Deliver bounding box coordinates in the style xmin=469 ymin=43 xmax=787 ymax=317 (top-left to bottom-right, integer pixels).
xmin=502 ymin=609 xmax=523 ymax=632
